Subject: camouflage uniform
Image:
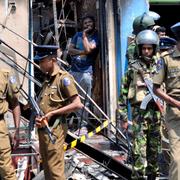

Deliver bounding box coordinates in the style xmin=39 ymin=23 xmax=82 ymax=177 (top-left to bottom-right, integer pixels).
xmin=127 ymin=40 xmax=139 ymax=65
xmin=117 ymin=57 xmax=161 ymax=179
xmin=153 ymin=48 xmax=180 ymax=180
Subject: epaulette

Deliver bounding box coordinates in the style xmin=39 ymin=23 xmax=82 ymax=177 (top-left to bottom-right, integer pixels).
xmin=58 ymin=69 xmax=72 ymax=79
xmin=58 ymin=69 xmax=68 ymax=75
xmin=160 ymin=49 xmax=174 ymax=57
xmin=0 ymin=69 xmax=11 ymax=78
xmin=1 ymin=69 xmax=10 ymax=73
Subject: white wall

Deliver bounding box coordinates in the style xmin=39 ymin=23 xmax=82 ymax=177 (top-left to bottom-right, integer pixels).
xmin=0 ymin=0 xmax=29 ymax=104
xmin=118 ymin=0 xmax=149 ymax=87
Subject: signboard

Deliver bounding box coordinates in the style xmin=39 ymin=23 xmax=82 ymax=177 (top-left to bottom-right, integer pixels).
xmin=149 ymin=0 xmax=180 ymax=3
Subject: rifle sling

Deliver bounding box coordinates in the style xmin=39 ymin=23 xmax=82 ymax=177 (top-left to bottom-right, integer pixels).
xmin=50 ymin=115 xmax=66 ymax=129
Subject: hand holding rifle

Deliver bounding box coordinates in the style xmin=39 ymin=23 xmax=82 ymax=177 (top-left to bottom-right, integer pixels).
xmin=35 ymin=111 xmax=53 ymax=128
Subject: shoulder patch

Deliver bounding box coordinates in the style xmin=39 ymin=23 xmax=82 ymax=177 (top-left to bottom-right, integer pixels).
xmin=156 ymin=58 xmax=164 ymax=72
xmin=9 ymin=75 xmax=17 ymax=84
xmin=63 ymin=77 xmax=71 ymax=87
xmin=59 ymin=69 xmax=65 ymax=75
xmin=161 ymin=50 xmax=174 ymax=57
xmin=1 ymin=69 xmax=10 ymax=73
xmin=160 ymin=51 xmax=168 ymax=57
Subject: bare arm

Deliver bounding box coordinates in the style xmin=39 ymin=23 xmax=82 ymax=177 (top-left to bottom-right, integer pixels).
xmin=11 ymin=97 xmax=20 ymax=129
xmin=153 ymin=84 xmax=180 ymax=109
xmin=44 ymin=95 xmax=83 ymax=121
xmin=11 ymin=97 xmax=20 ymax=149
xmin=68 ymin=44 xmax=85 ymax=56
xmin=68 ymin=31 xmax=97 ymax=56
xmin=82 ymin=30 xmax=97 ymax=54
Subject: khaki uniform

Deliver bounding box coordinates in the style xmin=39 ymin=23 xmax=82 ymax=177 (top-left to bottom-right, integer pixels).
xmin=38 ymin=66 xmax=78 ymax=180
xmin=0 ymin=69 xmax=19 ymax=180
xmin=153 ymin=48 xmax=180 ymax=180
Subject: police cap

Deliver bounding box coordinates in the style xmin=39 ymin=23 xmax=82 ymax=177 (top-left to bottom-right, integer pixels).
xmin=171 ymin=22 xmax=180 ymax=40
xmin=159 ymin=37 xmax=177 ymax=50
xmin=34 ymin=45 xmax=59 ymax=61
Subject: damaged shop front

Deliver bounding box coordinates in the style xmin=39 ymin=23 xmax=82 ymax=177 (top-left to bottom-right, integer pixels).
xmin=0 ymin=0 xmax=167 ymax=179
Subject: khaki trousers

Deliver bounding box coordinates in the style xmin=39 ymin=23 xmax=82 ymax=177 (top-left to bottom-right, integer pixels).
xmin=38 ymin=123 xmax=67 ymax=180
xmin=0 ymin=119 xmax=16 ymax=180
xmin=166 ymin=106 xmax=180 ymax=180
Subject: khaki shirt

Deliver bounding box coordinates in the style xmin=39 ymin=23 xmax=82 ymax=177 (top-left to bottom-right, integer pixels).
xmin=153 ymin=48 xmax=180 ymax=98
xmin=0 ymin=69 xmax=19 ymax=114
xmin=39 ymin=66 xmax=78 ymax=114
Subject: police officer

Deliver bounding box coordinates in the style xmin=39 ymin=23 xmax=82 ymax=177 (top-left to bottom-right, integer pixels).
xmin=0 ymin=69 xmax=20 ymax=180
xmin=127 ymin=13 xmax=156 ymax=64
xmin=156 ymin=36 xmax=177 ymax=62
xmin=34 ymin=45 xmax=83 ymax=180
xmin=153 ymin=22 xmax=180 ymax=180
xmin=117 ymin=30 xmax=161 ymax=180
xmin=159 ymin=36 xmax=176 ymax=53
xmin=157 ymin=36 xmax=177 ymax=176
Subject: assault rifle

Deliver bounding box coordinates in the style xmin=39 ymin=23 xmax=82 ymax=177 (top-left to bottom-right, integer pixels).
xmin=29 ymin=97 xmax=56 ymax=144
xmin=140 ymin=77 xmax=164 ymax=113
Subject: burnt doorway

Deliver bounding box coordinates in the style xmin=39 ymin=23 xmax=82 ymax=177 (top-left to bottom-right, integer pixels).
xmin=150 ymin=4 xmax=180 ymax=38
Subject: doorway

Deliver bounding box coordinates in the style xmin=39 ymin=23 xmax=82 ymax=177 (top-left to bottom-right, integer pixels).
xmin=150 ymin=4 xmax=180 ymax=38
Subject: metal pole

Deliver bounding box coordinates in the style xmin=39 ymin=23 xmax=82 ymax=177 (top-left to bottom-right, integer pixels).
xmin=0 ymin=23 xmax=37 ymax=46
xmin=0 ymin=38 xmax=40 ymax=70
xmin=0 ymin=55 xmax=42 ymax=87
xmin=52 ymin=0 xmax=60 ymax=54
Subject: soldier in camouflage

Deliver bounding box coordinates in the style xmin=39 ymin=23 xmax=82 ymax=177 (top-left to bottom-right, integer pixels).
xmin=117 ymin=30 xmax=162 ymax=180
xmin=127 ymin=13 xmax=156 ymax=65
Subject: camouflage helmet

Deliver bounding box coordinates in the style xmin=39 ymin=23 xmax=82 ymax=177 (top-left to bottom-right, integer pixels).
xmin=147 ymin=11 xmax=160 ymax=21
xmin=136 ymin=30 xmax=159 ymax=46
xmin=133 ymin=13 xmax=155 ymax=35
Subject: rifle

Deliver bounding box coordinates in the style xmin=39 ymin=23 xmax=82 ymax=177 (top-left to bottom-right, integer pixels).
xmin=29 ymin=96 xmax=56 ymax=144
xmin=130 ymin=61 xmax=164 ymax=113
xmin=140 ymin=77 xmax=164 ymax=113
